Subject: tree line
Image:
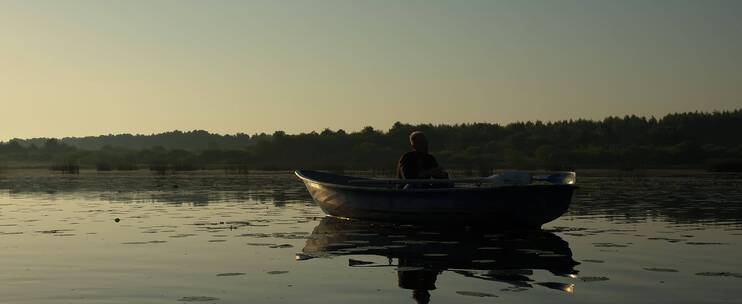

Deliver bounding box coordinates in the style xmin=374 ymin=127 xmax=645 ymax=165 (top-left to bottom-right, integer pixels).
xmin=1 ymin=110 xmax=741 ymax=172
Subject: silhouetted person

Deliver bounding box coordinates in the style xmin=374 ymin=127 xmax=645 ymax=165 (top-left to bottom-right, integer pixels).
xmin=397 ymin=131 xmax=448 ymax=181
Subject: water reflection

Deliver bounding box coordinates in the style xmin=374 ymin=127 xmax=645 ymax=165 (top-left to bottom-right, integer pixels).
xmin=571 ymin=174 xmax=742 ymax=226
xmin=0 ymin=170 xmax=310 ymax=206
xmin=301 ymin=217 xmax=579 ymax=302
xmin=1 ymin=171 xmax=741 ymax=303
xmin=3 ymin=170 xmax=742 ymax=227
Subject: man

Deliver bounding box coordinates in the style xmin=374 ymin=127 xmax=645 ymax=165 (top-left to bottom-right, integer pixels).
xmin=397 ymin=131 xmax=449 ymax=180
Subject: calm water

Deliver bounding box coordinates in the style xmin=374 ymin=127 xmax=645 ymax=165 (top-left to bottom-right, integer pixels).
xmin=1 ymin=170 xmax=741 ymax=303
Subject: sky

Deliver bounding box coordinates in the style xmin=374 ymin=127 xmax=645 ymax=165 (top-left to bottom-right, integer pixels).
xmin=1 ymin=0 xmax=741 ymax=140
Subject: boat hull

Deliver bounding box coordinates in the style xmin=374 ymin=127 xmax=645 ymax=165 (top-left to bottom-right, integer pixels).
xmin=296 ymin=170 xmax=575 ymax=228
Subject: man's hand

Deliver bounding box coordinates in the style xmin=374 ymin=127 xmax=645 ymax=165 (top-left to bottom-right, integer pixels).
xmin=421 ymin=167 xmax=448 ymax=179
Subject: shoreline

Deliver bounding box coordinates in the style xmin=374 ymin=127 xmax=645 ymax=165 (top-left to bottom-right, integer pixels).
xmin=1 ymin=167 xmax=739 ymax=177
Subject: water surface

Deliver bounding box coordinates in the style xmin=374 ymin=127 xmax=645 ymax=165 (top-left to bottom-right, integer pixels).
xmin=1 ymin=170 xmax=741 ymax=303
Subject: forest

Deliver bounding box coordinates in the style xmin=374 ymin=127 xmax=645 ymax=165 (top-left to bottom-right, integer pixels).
xmin=1 ymin=110 xmax=741 ymax=173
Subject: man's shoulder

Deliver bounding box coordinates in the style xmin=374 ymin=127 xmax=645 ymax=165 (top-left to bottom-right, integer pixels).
xmin=424 ymin=153 xmax=439 ymax=164
xmin=398 ymin=151 xmax=418 ymax=162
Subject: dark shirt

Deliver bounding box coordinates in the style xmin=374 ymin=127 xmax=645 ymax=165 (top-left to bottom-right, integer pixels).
xmin=397 ymin=151 xmax=440 ymax=179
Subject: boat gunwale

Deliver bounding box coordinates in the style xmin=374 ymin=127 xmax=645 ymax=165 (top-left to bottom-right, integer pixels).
xmin=295 ymin=170 xmax=578 ymax=193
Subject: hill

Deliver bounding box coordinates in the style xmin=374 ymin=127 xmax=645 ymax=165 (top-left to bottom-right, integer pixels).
xmin=1 ymin=110 xmax=741 ymax=172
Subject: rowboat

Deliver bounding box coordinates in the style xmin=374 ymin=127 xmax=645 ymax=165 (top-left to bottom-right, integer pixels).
xmin=295 ymin=170 xmax=577 ymax=228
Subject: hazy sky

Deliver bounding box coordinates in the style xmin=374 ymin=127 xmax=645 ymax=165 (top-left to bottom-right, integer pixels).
xmin=1 ymin=0 xmax=741 ymax=139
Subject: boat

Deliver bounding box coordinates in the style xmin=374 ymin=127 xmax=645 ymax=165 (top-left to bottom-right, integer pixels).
xmin=295 ymin=169 xmax=577 ymax=228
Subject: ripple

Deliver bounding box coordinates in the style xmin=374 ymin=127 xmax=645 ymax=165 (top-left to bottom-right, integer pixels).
xmin=121 ymin=240 xmax=167 ymax=245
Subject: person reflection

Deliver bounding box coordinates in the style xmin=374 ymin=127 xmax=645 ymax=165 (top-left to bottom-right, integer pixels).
xmin=397 ymin=259 xmax=441 ymax=304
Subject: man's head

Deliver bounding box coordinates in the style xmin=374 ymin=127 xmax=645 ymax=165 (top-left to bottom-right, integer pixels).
xmin=409 ymin=131 xmax=429 ymax=153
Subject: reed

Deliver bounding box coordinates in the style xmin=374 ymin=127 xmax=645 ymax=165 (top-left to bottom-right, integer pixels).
xmin=224 ymin=164 xmax=250 ymax=174
xmin=115 ymin=163 xmax=138 ymax=171
xmin=96 ymin=162 xmax=112 ymax=171
xmin=149 ymin=163 xmax=170 ymax=175
xmin=171 ymin=163 xmax=199 ymax=171
xmin=50 ymin=162 xmax=80 ymax=174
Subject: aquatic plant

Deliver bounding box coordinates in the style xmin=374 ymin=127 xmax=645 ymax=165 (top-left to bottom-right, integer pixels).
xmin=224 ymin=164 xmax=249 ymax=174
xmin=115 ymin=163 xmax=138 ymax=171
xmin=96 ymin=162 xmax=112 ymax=171
xmin=50 ymin=161 xmax=80 ymax=174
xmin=149 ymin=163 xmax=170 ymax=175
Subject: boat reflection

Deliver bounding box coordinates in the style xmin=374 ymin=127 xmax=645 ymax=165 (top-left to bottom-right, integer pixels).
xmin=301 ymin=217 xmax=580 ymax=302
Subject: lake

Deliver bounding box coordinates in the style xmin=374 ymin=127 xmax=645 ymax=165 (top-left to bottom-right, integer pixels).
xmin=1 ymin=170 xmax=741 ymax=303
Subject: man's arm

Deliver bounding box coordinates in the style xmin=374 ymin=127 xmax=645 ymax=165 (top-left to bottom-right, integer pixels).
xmin=398 ymin=153 xmax=415 ymax=179
xmin=420 ymin=155 xmax=448 ymax=179
xmin=420 ymin=167 xmax=448 ymax=179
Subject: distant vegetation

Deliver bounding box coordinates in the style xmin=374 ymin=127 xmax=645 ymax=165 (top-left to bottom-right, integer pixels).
xmin=1 ymin=110 xmax=741 ymax=172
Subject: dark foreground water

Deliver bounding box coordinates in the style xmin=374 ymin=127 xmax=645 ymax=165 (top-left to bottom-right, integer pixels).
xmin=1 ymin=170 xmax=741 ymax=303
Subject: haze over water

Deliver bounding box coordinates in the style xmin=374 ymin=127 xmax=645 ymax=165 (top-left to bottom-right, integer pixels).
xmin=1 ymin=170 xmax=740 ymax=303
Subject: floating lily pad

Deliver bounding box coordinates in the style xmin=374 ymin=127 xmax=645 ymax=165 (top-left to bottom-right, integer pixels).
xmin=121 ymin=240 xmax=167 ymax=245
xmin=643 ymin=267 xmax=679 ymax=272
xmin=170 ymin=234 xmax=197 ymax=238
xmin=216 ymin=272 xmax=245 ymax=276
xmin=695 ymin=272 xmax=742 ymax=278
xmin=349 ymin=258 xmax=375 ymax=266
xmin=592 ymin=242 xmax=628 ymax=248
xmin=177 ymin=296 xmax=219 ymax=302
xmin=686 ymin=242 xmax=728 ymax=245
xmin=269 ymin=244 xmax=294 ymax=248
xmin=580 ymin=276 xmax=609 ymax=282
xmin=267 ymin=270 xmax=289 ymax=275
